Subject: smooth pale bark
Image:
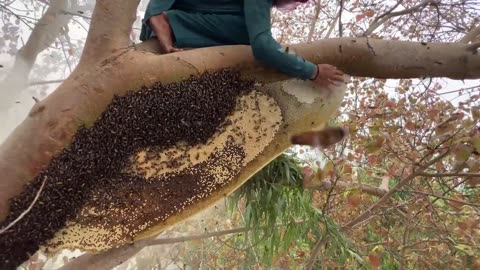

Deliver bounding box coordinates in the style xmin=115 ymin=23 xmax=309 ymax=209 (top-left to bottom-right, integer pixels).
xmin=1 ymin=37 xmax=480 ymax=222
xmin=138 ymin=38 xmax=480 ymax=80
xmin=460 ymin=24 xmax=480 ymax=43
xmin=74 ymin=0 xmax=140 ymax=73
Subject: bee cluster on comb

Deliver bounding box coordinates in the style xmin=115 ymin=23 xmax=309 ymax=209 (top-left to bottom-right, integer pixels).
xmin=0 ymin=69 xmax=254 ymax=270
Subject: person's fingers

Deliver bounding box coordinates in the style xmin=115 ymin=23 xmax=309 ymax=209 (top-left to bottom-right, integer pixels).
xmin=331 ymin=74 xmax=344 ymax=82
xmin=334 ymin=69 xmax=344 ymax=76
xmin=330 ymin=80 xmax=342 ymax=86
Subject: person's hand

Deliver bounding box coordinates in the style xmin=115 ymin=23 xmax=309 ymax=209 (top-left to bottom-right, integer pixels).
xmin=310 ymin=64 xmax=345 ymax=87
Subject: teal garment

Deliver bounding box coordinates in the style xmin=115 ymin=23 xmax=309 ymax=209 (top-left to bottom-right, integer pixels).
xmin=140 ymin=0 xmax=316 ymax=80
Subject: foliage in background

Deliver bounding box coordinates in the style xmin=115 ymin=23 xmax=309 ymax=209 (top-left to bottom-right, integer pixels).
xmin=179 ymin=1 xmax=480 ymax=268
xmin=178 ymin=154 xmax=364 ymax=269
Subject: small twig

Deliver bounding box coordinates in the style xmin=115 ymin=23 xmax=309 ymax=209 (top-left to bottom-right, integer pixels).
xmin=408 ymin=190 xmax=480 ymax=207
xmin=29 ymin=79 xmax=65 ymax=86
xmin=466 ymin=42 xmax=480 ymax=53
xmin=362 ymin=0 xmax=436 ymax=36
xmin=409 ymin=176 xmax=472 ymax=224
xmin=32 ymin=96 xmax=40 ymax=103
xmin=61 ymin=9 xmax=91 ymax=20
xmin=338 ymin=0 xmax=344 ymax=37
xmin=460 ymin=24 xmax=480 ymax=43
xmin=306 ymin=0 xmax=323 ymax=42
xmin=0 ymin=176 xmax=48 ymax=234
xmin=419 ymin=172 xmax=480 ymax=178
xmin=306 ymin=234 xmax=330 ymax=270
xmin=342 ymin=150 xmax=450 ymax=230
xmin=305 ymin=180 xmax=387 ymax=197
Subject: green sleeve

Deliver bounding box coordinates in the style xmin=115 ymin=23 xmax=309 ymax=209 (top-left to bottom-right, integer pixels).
xmin=243 ymin=0 xmax=317 ymax=80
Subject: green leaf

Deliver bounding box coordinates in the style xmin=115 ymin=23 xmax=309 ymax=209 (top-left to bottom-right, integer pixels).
xmin=454 ymin=244 xmax=475 ymax=256
xmin=245 ymin=203 xmax=252 ymax=228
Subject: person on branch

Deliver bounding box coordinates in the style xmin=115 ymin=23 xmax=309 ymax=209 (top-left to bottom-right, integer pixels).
xmin=140 ymin=0 xmax=345 ymax=87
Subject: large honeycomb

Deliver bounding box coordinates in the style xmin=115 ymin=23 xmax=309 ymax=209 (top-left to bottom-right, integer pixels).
xmin=0 ymin=70 xmax=282 ymax=269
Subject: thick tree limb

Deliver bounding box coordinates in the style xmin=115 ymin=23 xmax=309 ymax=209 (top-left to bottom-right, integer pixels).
xmin=1 ymin=38 xmax=479 ymax=222
xmin=75 ymin=0 xmax=140 ymax=71
xmin=136 ymin=38 xmax=480 ymax=80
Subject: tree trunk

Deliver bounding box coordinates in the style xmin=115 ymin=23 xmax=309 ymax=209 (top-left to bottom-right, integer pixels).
xmin=0 ymin=1 xmax=479 ymax=267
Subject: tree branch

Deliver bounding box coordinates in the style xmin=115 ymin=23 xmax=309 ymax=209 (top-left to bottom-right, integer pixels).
xmin=135 ymin=38 xmax=480 ymax=80
xmin=306 ymin=234 xmax=330 ymax=270
xmin=460 ymin=24 xmax=480 ymax=43
xmin=0 ymin=176 xmax=47 ymax=234
xmin=58 ymin=221 xmax=305 ymax=270
xmin=28 ymin=79 xmax=65 ymax=86
xmin=324 ymin=10 xmax=340 ymax=38
xmin=338 ymin=0 xmax=344 ymax=37
xmin=419 ymin=172 xmax=480 ymax=178
xmin=407 ymin=190 xmax=480 ymax=207
xmin=342 ymin=150 xmax=450 ymax=230
xmin=76 ymin=0 xmax=140 ymax=71
xmin=306 ymin=0 xmax=323 ymax=42
xmin=306 ymin=180 xmax=387 ymax=197
xmin=363 ymin=0 xmax=438 ymax=36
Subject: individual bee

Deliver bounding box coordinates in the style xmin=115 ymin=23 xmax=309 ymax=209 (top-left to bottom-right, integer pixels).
xmin=290 ymin=126 xmax=348 ymax=148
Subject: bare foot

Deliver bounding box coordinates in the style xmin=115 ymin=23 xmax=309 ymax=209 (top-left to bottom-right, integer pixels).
xmin=149 ymin=14 xmax=181 ymax=54
xmin=159 ymin=46 xmax=183 ymax=54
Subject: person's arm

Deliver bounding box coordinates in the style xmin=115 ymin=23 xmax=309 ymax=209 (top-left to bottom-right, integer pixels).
xmin=243 ymin=0 xmax=317 ymax=80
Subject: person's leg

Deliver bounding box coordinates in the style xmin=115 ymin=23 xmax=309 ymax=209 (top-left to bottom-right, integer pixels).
xmin=165 ymin=11 xmax=250 ymax=49
xmin=149 ymin=13 xmax=183 ymax=54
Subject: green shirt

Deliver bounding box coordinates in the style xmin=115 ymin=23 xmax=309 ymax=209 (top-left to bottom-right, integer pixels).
xmin=140 ymin=0 xmax=316 ymax=80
